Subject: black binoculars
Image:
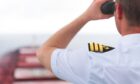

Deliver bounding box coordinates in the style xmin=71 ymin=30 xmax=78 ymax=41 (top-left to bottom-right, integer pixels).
xmin=101 ymin=1 xmax=115 ymax=14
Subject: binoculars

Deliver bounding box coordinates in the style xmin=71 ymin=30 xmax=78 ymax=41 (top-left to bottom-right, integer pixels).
xmin=101 ymin=1 xmax=115 ymax=14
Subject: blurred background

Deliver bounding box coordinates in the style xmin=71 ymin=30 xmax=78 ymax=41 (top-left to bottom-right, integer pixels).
xmin=0 ymin=0 xmax=120 ymax=84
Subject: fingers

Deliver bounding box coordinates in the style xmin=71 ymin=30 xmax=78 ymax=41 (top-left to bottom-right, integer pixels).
xmin=83 ymin=0 xmax=114 ymax=21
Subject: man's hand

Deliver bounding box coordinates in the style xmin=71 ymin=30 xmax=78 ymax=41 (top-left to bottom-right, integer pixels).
xmin=82 ymin=0 xmax=114 ymax=21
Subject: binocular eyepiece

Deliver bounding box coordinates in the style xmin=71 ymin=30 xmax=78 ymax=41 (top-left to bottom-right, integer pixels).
xmin=101 ymin=1 xmax=115 ymax=14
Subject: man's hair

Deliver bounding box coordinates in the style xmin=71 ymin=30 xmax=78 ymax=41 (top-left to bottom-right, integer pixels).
xmin=116 ymin=0 xmax=140 ymax=26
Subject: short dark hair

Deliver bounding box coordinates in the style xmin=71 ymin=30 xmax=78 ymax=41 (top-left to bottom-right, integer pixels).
xmin=117 ymin=0 xmax=140 ymax=26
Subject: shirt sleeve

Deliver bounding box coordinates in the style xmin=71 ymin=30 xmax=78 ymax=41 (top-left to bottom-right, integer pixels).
xmin=51 ymin=47 xmax=90 ymax=84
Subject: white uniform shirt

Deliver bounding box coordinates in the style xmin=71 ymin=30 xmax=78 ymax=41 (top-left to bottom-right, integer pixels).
xmin=51 ymin=34 xmax=140 ymax=84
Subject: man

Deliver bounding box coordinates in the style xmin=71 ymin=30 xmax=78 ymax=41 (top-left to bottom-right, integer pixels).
xmin=37 ymin=0 xmax=140 ymax=84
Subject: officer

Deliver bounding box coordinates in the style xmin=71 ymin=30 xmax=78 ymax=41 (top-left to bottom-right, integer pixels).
xmin=37 ymin=0 xmax=140 ymax=84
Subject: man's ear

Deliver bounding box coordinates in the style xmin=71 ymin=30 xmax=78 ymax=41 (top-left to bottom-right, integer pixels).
xmin=115 ymin=3 xmax=123 ymax=20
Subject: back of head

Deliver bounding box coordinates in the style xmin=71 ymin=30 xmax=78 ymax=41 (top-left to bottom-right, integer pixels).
xmin=116 ymin=0 xmax=140 ymax=26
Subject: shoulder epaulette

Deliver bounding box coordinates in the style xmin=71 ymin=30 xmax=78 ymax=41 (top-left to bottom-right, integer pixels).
xmin=88 ymin=42 xmax=114 ymax=53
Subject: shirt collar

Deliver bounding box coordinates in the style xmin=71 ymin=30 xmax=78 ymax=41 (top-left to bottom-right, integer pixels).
xmin=120 ymin=34 xmax=140 ymax=46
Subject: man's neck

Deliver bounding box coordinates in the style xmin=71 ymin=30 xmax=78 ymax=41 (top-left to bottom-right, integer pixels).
xmin=122 ymin=26 xmax=140 ymax=36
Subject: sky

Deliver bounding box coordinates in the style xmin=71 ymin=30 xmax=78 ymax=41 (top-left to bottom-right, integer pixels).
xmin=0 ymin=0 xmax=119 ymax=35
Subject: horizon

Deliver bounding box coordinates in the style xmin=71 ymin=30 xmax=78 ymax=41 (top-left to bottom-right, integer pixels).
xmin=0 ymin=34 xmax=121 ymax=56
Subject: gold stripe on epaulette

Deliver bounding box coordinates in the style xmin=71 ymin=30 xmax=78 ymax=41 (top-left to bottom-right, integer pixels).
xmin=99 ymin=44 xmax=103 ymax=52
xmin=89 ymin=42 xmax=94 ymax=51
xmin=88 ymin=42 xmax=114 ymax=53
xmin=94 ymin=43 xmax=99 ymax=52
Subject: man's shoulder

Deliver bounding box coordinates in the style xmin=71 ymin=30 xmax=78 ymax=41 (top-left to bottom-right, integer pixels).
xmin=87 ymin=42 xmax=119 ymax=61
xmin=87 ymin=42 xmax=119 ymax=65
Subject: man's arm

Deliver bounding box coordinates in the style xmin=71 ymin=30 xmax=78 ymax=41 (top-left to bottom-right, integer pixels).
xmin=37 ymin=0 xmax=113 ymax=71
